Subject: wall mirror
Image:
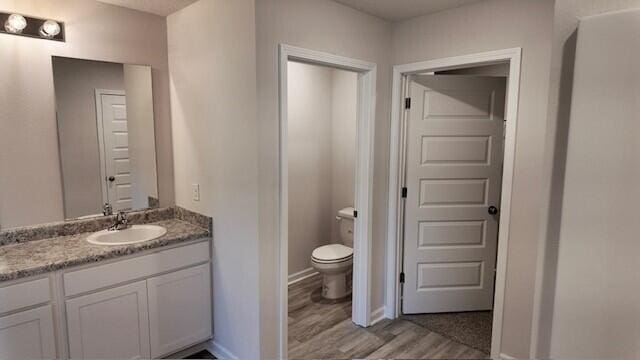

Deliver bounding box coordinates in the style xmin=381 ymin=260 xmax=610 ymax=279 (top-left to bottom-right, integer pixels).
xmin=52 ymin=56 xmax=159 ymax=220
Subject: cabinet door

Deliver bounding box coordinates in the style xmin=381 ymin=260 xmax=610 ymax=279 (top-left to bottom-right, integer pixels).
xmin=147 ymin=264 xmax=212 ymax=357
xmin=0 ymin=305 xmax=56 ymax=359
xmin=66 ymin=281 xmax=150 ymax=359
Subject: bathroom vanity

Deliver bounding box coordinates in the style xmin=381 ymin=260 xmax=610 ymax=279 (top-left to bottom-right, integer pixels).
xmin=0 ymin=7 xmax=221 ymax=358
xmin=0 ymin=207 xmax=213 ymax=359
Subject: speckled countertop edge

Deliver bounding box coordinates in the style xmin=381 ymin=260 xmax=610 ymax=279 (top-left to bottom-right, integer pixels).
xmin=0 ymin=206 xmax=182 ymax=246
xmin=0 ymin=207 xmax=212 ymax=282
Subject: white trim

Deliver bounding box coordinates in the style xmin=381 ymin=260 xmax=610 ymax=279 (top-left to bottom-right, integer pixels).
xmin=278 ymin=44 xmax=377 ymax=359
xmin=94 ymin=88 xmax=126 ymax=210
xmin=370 ymin=306 xmax=387 ymax=326
xmin=385 ymin=48 xmax=522 ymax=360
xmin=207 ymin=339 xmax=238 ymax=360
xmin=287 ymin=268 xmax=318 ymax=285
xmin=500 ymin=353 xmax=517 ymax=360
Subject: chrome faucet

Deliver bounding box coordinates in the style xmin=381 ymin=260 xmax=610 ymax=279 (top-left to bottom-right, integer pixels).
xmin=109 ymin=211 xmax=128 ymax=231
xmin=103 ymin=203 xmax=113 ymax=216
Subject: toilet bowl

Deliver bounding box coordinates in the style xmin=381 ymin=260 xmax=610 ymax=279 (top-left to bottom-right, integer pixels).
xmin=311 ymin=207 xmax=354 ymax=299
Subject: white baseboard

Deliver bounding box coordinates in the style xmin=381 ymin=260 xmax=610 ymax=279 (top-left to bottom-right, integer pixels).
xmin=384 ymin=304 xmax=396 ymax=319
xmin=500 ymin=353 xmax=516 ymax=360
xmin=370 ymin=306 xmax=387 ymax=325
xmin=288 ymin=267 xmax=318 ymax=285
xmin=207 ymin=339 xmax=238 ymax=360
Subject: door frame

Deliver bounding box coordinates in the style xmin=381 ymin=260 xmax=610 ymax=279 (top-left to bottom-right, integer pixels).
xmin=94 ymin=88 xmax=126 ymax=208
xmin=278 ymin=44 xmax=377 ymax=357
xmin=385 ymin=48 xmax=522 ymax=359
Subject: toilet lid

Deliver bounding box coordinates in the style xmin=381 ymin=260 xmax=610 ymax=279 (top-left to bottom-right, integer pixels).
xmin=312 ymin=244 xmax=353 ymax=263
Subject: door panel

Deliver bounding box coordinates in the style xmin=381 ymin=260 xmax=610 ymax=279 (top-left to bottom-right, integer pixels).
xmin=421 ymin=136 xmax=490 ymax=164
xmin=66 ymin=280 xmax=150 ymax=359
xmin=424 ymin=90 xmax=493 ymax=118
xmin=0 ymin=305 xmax=56 ymax=359
xmin=418 ymin=220 xmax=486 ymax=247
xmin=419 ymin=178 xmax=488 ymax=206
xmin=403 ymin=75 xmax=506 ymax=314
xmin=147 ymin=264 xmax=212 ymax=358
xmin=100 ymin=93 xmax=132 ymax=211
xmin=417 ymin=261 xmax=483 ymax=289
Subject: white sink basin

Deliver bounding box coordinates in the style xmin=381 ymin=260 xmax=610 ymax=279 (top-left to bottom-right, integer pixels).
xmin=86 ymin=225 xmax=167 ymax=246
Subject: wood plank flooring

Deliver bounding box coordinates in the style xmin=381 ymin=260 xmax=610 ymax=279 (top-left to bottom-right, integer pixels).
xmin=288 ymin=275 xmax=488 ymax=359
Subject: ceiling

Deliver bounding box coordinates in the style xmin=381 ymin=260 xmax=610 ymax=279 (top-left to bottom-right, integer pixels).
xmin=96 ymin=0 xmax=199 ymax=17
xmin=333 ymin=0 xmax=483 ymax=21
xmin=95 ymin=0 xmax=482 ymax=20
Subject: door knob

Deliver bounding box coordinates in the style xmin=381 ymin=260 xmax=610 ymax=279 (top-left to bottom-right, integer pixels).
xmin=108 ymin=176 xmax=115 ymax=182
xmin=488 ymin=206 xmax=498 ymax=215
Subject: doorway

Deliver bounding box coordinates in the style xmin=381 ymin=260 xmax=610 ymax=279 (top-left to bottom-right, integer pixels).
xmin=386 ymin=48 xmax=522 ymax=359
xmin=278 ymin=45 xmax=377 ymax=358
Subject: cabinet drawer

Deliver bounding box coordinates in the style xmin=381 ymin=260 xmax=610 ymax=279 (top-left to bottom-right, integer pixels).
xmin=0 ymin=277 xmax=50 ymax=315
xmin=64 ymin=241 xmax=210 ymax=297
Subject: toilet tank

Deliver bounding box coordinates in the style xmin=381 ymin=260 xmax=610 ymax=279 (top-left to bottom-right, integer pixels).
xmin=337 ymin=207 xmax=355 ymax=247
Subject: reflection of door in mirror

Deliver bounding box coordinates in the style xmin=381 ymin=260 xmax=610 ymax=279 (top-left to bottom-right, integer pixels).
xmin=52 ymin=57 xmax=159 ymax=220
xmin=96 ymin=90 xmax=132 ymax=212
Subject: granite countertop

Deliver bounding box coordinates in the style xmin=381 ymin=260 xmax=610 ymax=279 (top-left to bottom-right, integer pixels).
xmin=0 ymin=218 xmax=210 ymax=282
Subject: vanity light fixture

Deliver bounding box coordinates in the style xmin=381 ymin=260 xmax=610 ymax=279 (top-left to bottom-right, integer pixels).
xmin=39 ymin=19 xmax=61 ymax=38
xmin=4 ymin=13 xmax=26 ymax=34
xmin=0 ymin=11 xmax=64 ymax=41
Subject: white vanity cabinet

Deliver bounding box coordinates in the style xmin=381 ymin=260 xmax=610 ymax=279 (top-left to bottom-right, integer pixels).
xmin=0 ymin=278 xmax=57 ymax=360
xmin=0 ymin=239 xmax=212 ymax=360
xmin=63 ymin=240 xmax=212 ymax=359
xmin=147 ymin=264 xmax=212 ymax=358
xmin=66 ymin=281 xmax=151 ymax=359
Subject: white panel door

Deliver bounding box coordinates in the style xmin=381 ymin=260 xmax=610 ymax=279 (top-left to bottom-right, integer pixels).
xmin=402 ymin=75 xmax=506 ymax=314
xmin=0 ymin=305 xmax=56 ymax=359
xmin=66 ymin=280 xmax=150 ymax=359
xmin=100 ymin=93 xmax=132 ymax=211
xmin=147 ymin=264 xmax=212 ymax=358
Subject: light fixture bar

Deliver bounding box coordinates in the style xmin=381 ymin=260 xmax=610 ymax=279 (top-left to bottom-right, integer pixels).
xmin=0 ymin=11 xmax=64 ymax=42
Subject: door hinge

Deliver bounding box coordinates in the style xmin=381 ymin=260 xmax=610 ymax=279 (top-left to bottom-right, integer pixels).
xmin=399 ymin=272 xmax=405 ymax=283
xmin=353 ymin=210 xmax=358 ymax=218
xmin=404 ymin=97 xmax=411 ymax=109
xmin=401 ymin=187 xmax=407 ymax=198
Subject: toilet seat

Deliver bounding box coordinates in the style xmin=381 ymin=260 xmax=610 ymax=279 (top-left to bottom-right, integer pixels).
xmin=311 ymin=244 xmax=353 ymax=264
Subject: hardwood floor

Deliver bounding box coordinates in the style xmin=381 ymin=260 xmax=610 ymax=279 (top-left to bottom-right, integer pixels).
xmin=288 ymin=275 xmax=488 ymax=359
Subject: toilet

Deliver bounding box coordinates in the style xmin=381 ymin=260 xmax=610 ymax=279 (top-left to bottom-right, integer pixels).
xmin=311 ymin=207 xmax=354 ymax=299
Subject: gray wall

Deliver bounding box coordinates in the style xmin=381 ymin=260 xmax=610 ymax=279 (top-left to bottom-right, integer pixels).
xmin=52 ymin=58 xmax=124 ymax=219
xmin=534 ymin=1 xmax=640 ymax=358
xmin=330 ymin=69 xmax=357 ymax=244
xmin=0 ymin=0 xmax=174 ymax=229
xmin=167 ymin=0 xmax=260 ymax=358
xmin=124 ymin=64 xmax=158 ymax=210
xmin=287 ymin=62 xmax=334 ymax=277
xmin=549 ymin=10 xmax=640 ymax=358
xmin=391 ymin=0 xmax=554 ymax=357
xmin=287 ymin=62 xmax=357 ymax=277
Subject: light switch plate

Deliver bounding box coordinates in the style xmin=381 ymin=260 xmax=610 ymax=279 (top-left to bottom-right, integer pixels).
xmin=192 ymin=183 xmax=200 ymax=201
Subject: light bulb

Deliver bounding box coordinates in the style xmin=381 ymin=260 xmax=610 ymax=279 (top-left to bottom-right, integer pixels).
xmin=39 ymin=20 xmax=60 ymax=38
xmin=4 ymin=14 xmax=27 ymax=34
